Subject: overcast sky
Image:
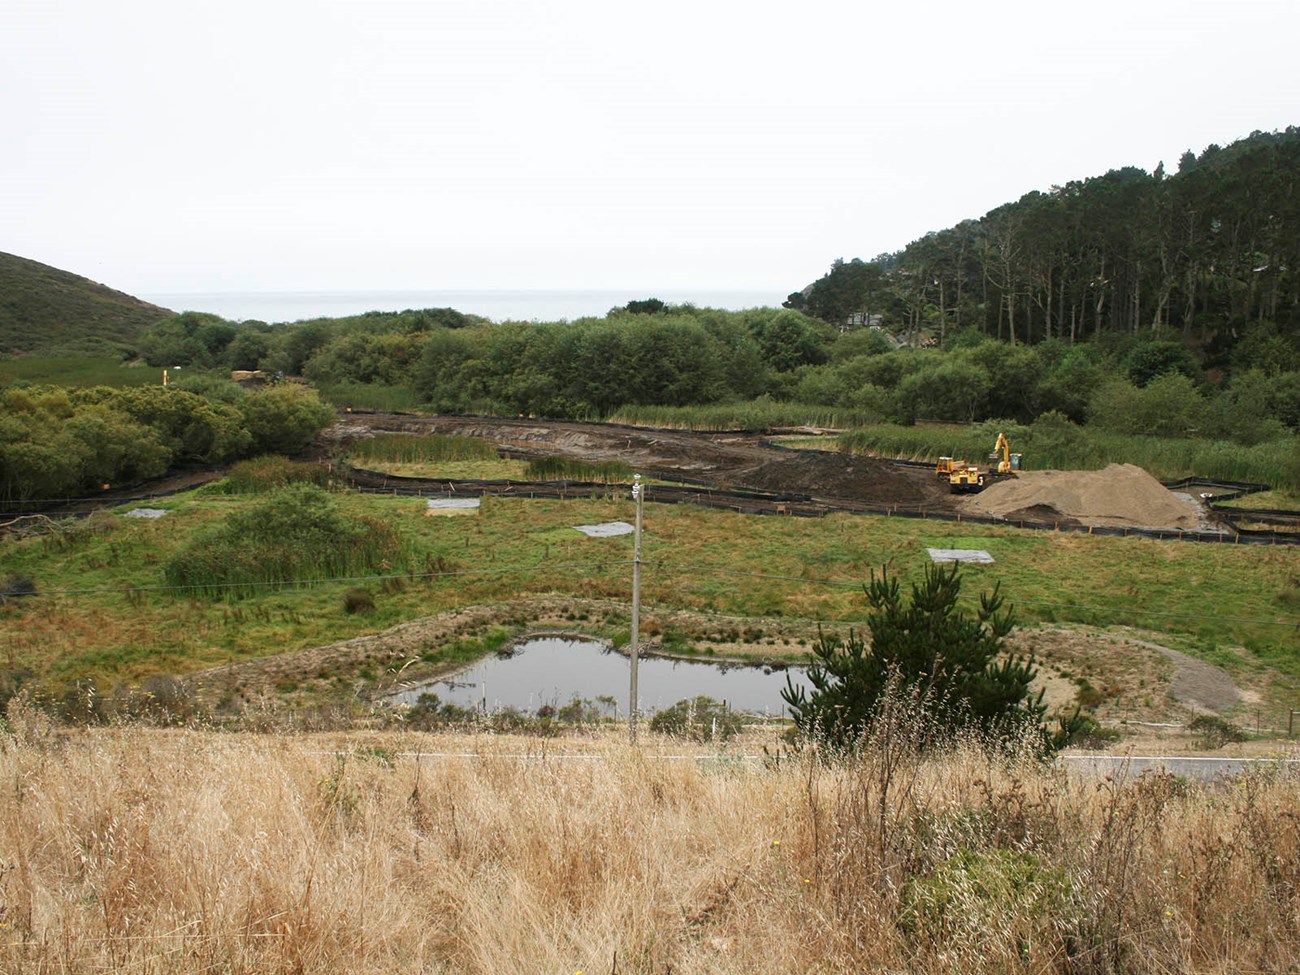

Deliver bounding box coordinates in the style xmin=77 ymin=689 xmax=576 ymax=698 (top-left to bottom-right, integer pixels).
xmin=4 ymin=0 xmax=1298 ymax=298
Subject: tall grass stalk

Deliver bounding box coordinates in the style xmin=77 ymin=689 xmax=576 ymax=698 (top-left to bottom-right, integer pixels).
xmin=1 ymin=720 xmax=1297 ymax=974
xmin=523 ymin=456 xmax=633 ymax=482
xmin=315 ymin=381 xmax=423 ymax=411
xmin=349 ymin=433 xmax=498 ymax=465
xmin=609 ymin=401 xmax=876 ymax=432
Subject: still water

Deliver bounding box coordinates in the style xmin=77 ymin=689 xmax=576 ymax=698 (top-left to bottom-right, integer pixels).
xmin=390 ymin=637 xmax=810 ymax=718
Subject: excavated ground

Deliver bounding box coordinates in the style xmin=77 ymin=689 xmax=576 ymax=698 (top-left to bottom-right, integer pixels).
xmin=335 ymin=413 xmax=953 ymax=511
xmin=333 ymin=414 xmax=1223 ymax=532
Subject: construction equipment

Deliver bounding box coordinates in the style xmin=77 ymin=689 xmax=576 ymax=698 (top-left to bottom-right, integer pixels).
xmin=941 ymin=433 xmax=1022 ymax=494
xmin=947 ymin=464 xmax=986 ymax=493
xmin=989 ymin=432 xmax=1022 ymax=475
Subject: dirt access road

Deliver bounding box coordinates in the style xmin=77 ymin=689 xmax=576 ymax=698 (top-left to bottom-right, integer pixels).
xmin=334 ymin=413 xmax=952 ymax=511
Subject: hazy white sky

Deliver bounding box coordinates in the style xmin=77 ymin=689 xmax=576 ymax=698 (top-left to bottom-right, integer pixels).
xmin=4 ymin=0 xmax=1298 ymax=297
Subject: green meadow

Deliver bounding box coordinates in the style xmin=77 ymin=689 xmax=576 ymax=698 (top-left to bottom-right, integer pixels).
xmin=2 ymin=481 xmax=1295 ymax=703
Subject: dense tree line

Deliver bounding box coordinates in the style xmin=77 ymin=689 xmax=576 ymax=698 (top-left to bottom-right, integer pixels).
xmin=0 ymin=383 xmax=333 ymax=501
xmin=791 ymin=129 xmax=1300 ymax=364
xmin=129 ymin=294 xmax=1300 ymax=443
xmin=136 ymin=303 xmax=836 ymax=417
xmin=109 ymin=127 xmax=1300 ymax=463
xmin=136 ymin=307 xmax=483 ymax=376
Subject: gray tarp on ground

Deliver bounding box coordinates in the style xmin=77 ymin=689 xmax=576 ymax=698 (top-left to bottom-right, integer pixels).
xmin=574 ymin=521 xmax=635 ymax=537
xmin=122 ymin=508 xmax=170 ymax=519
xmin=427 ymin=498 xmax=481 ymax=509
xmin=927 ymin=548 xmax=995 ymax=564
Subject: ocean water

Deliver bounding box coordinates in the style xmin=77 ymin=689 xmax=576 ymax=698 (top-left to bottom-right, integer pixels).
xmin=142 ymin=288 xmax=786 ymax=324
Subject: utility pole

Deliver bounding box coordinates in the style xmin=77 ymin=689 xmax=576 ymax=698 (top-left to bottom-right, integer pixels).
xmin=629 ymin=474 xmax=644 ymax=742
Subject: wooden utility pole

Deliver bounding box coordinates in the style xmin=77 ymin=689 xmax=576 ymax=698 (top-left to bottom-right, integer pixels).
xmin=629 ymin=474 xmax=644 ymax=742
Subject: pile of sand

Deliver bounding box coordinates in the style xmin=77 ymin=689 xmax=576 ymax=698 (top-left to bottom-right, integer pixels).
xmin=958 ymin=463 xmax=1201 ymax=530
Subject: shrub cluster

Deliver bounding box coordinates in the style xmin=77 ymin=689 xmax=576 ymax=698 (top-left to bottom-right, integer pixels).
xmin=0 ymin=383 xmax=335 ymax=501
xmin=162 ymin=485 xmax=403 ymax=598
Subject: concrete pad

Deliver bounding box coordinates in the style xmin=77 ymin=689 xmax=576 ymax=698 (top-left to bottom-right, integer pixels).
xmin=426 ymin=498 xmax=481 ymax=516
xmin=574 ymin=521 xmax=635 ymax=537
xmin=927 ymin=548 xmax=994 ymax=564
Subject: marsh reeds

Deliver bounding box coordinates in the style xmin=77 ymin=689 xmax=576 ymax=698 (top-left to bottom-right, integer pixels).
xmin=1 ymin=705 xmax=1296 ymax=973
xmin=609 ymin=401 xmax=876 ymax=432
xmin=349 ymin=433 xmax=498 ymax=466
xmin=211 ymin=455 xmax=332 ymax=494
xmin=162 ymin=485 xmax=404 ymax=597
xmin=523 ymin=456 xmax=633 ymax=482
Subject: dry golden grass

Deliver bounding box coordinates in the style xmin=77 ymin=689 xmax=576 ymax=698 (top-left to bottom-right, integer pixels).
xmin=0 ymin=706 xmax=1297 ymax=973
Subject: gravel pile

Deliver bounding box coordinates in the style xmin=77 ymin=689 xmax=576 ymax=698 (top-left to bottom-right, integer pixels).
xmin=959 ymin=463 xmax=1202 ymax=530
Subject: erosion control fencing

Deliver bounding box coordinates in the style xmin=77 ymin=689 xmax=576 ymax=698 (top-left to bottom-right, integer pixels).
xmin=341 ymin=465 xmax=1299 ymax=546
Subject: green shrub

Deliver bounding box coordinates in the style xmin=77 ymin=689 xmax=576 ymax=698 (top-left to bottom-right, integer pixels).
xmin=239 ymin=384 xmax=335 ymax=454
xmin=343 ymin=588 xmax=375 ymax=614
xmin=649 ymin=696 xmax=742 ymax=741
xmin=1062 ymin=714 xmax=1124 ymax=750
xmin=899 ymin=849 xmax=1077 ymax=944
xmin=216 ymin=455 xmax=331 ymax=494
xmin=162 ymin=485 xmax=402 ymax=598
xmin=1188 ymin=714 xmax=1247 ymax=749
xmin=783 ymin=563 xmax=1079 ymax=755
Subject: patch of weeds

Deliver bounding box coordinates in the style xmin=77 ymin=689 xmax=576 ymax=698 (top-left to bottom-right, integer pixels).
xmin=318 ymin=755 xmax=361 ymax=819
xmin=649 ymin=696 xmax=742 ymax=741
xmin=898 ymin=848 xmax=1077 ymax=946
xmin=1074 ymin=677 xmax=1104 ymax=710
xmin=353 ymin=745 xmax=396 ymax=768
xmin=1188 ymin=714 xmax=1247 ymax=749
xmin=343 ymin=588 xmax=375 ymax=614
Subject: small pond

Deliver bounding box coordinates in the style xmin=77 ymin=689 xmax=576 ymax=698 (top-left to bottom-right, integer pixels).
xmin=390 ymin=637 xmax=810 ymax=717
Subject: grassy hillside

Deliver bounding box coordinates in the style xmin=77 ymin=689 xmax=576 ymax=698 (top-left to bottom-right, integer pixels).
xmin=0 ymin=251 xmax=173 ymax=356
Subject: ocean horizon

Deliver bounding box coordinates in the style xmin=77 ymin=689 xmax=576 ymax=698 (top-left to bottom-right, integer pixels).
xmin=141 ymin=288 xmax=787 ymax=324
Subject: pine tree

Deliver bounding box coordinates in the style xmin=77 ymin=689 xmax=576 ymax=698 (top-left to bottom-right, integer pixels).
xmin=783 ymin=563 xmax=1067 ymax=753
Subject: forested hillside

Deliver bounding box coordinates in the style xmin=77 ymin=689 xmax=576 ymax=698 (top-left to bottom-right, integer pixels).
xmin=790 ymin=128 xmax=1300 ymax=368
xmin=6 ymin=127 xmax=1299 ymax=492
xmin=0 ymin=251 xmax=173 ymax=355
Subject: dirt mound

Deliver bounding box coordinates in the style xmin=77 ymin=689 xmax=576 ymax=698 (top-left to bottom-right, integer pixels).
xmin=959 ymin=464 xmax=1201 ymax=530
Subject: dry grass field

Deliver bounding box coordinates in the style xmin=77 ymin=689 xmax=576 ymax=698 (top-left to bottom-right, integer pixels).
xmin=2 ymin=701 xmax=1297 ymax=974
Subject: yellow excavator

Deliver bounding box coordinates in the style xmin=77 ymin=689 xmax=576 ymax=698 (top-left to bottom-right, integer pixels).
xmin=938 ymin=433 xmax=1021 ymax=493
xmin=989 ymin=432 xmax=1022 ymax=475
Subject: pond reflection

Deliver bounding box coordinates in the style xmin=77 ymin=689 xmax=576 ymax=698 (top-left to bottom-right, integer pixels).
xmin=390 ymin=637 xmax=810 ymax=717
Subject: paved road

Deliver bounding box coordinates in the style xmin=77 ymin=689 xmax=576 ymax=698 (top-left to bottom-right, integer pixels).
xmin=1062 ymin=754 xmax=1300 ymax=781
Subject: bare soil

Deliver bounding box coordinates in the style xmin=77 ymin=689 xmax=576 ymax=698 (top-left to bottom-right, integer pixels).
xmin=331 ymin=414 xmax=950 ymax=510
xmin=335 ymin=416 xmax=1223 ymax=533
